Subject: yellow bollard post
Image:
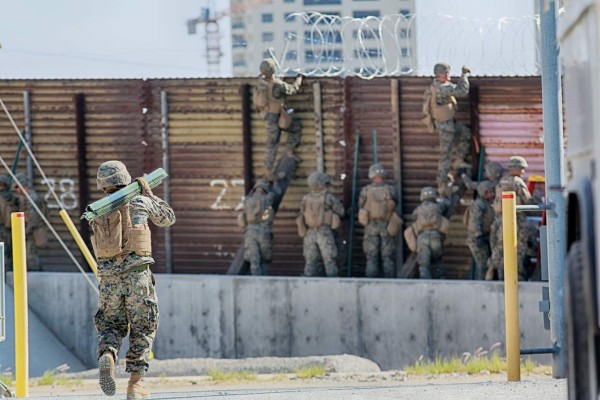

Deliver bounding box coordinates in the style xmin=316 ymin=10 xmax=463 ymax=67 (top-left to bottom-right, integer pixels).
xmin=59 ymin=209 xmax=97 ymax=276
xmin=11 ymin=212 xmax=28 ymax=397
xmin=502 ymin=191 xmax=521 ymax=382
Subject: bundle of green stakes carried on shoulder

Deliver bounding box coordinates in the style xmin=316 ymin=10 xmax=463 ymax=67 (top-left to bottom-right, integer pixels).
xmin=81 ymin=168 xmax=168 ymax=221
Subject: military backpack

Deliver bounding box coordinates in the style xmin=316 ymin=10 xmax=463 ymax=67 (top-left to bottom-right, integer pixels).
xmin=364 ymin=185 xmax=395 ymax=221
xmin=244 ymin=193 xmax=270 ymax=224
xmin=303 ymin=192 xmax=326 ymax=229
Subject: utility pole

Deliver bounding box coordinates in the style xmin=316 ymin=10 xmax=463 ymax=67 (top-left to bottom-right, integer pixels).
xmin=539 ymin=0 xmax=566 ymax=379
xmin=187 ymin=1 xmax=223 ymax=77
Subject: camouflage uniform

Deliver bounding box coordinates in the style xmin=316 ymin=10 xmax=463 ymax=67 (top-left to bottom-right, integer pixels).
xmin=90 ymin=161 xmax=175 ymax=381
xmin=299 ymin=172 xmax=344 ymax=277
xmin=256 ymin=59 xmax=303 ymax=175
xmin=462 ymin=162 xmax=504 ymax=192
xmin=240 ymin=181 xmax=274 ymax=275
xmin=489 ymin=156 xmax=533 ymax=280
xmin=14 ymin=173 xmax=45 ymax=271
xmin=424 ymin=62 xmax=471 ymax=192
xmin=410 ymin=187 xmax=451 ymax=279
xmin=358 ymin=164 xmax=400 ymax=278
xmin=465 ymin=181 xmax=495 ymax=280
xmin=461 ymin=162 xmax=504 ymax=280
xmin=0 ymin=175 xmax=17 ymax=269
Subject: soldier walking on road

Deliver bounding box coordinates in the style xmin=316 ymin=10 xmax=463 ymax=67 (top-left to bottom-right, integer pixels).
xmin=464 ymin=181 xmax=495 ymax=280
xmin=254 ymin=58 xmax=303 ymax=181
xmin=238 ymin=180 xmax=275 ymax=275
xmin=489 ymin=156 xmax=535 ymax=280
xmin=13 ymin=173 xmax=47 ymax=271
xmin=89 ymin=160 xmax=175 ymax=400
xmin=296 ymin=172 xmax=344 ymax=277
xmin=422 ymin=62 xmax=473 ymax=196
xmin=404 ymin=187 xmax=450 ymax=279
xmin=358 ymin=163 xmax=403 ymax=278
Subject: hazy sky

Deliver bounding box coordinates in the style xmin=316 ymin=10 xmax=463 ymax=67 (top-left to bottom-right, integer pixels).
xmin=0 ymin=0 xmax=536 ymax=79
xmin=0 ymin=0 xmax=232 ymax=78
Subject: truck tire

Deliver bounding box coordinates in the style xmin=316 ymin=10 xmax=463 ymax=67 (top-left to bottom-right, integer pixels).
xmin=566 ymin=241 xmax=597 ymax=400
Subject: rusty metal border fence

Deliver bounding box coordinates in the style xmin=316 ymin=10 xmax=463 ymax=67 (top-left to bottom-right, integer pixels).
xmin=0 ymin=76 xmax=544 ymax=278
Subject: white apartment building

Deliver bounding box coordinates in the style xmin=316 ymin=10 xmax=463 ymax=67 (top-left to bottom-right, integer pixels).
xmin=231 ymin=0 xmax=417 ymax=77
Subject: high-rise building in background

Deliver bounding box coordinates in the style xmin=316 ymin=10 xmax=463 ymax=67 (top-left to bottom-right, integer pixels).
xmin=230 ymin=0 xmax=417 ymax=77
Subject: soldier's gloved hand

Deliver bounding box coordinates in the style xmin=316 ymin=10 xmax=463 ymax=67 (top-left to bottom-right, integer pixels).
xmin=295 ymin=74 xmax=303 ymax=86
xmin=135 ymin=177 xmax=153 ymax=197
xmin=461 ymin=65 xmax=471 ymax=75
xmin=476 ymin=234 xmax=489 ymax=248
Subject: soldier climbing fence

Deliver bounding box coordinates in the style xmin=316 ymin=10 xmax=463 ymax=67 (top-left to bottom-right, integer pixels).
xmin=0 ymin=76 xmax=546 ymax=278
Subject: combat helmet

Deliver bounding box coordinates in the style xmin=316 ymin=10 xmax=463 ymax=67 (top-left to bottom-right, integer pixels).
xmin=434 ymin=62 xmax=451 ymax=77
xmin=259 ymin=58 xmax=276 ymax=78
xmin=507 ymin=156 xmax=528 ymax=170
xmin=368 ymin=163 xmax=386 ymax=180
xmin=307 ymin=171 xmax=325 ymax=190
xmin=14 ymin=172 xmax=29 ymax=188
xmin=420 ymin=186 xmax=437 ymax=202
xmin=319 ymin=173 xmax=331 ymax=186
xmin=97 ymin=160 xmax=131 ymax=189
xmin=484 ymin=162 xmax=504 ymax=181
xmin=477 ymin=180 xmax=496 ymax=198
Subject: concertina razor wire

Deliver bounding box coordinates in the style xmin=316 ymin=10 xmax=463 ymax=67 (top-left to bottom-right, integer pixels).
xmin=264 ymin=12 xmax=543 ymax=79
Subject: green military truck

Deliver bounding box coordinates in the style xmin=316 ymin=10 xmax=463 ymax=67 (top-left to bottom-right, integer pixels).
xmin=561 ymin=0 xmax=600 ymax=398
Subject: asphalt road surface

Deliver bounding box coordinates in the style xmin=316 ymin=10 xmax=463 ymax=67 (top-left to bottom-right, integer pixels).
xmin=21 ymin=378 xmax=567 ymax=399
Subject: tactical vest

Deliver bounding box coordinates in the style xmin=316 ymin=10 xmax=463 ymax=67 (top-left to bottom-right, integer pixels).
xmin=90 ymin=203 xmax=152 ymax=260
xmin=267 ymin=79 xmax=285 ymax=113
xmin=243 ymin=193 xmax=273 ymax=224
xmin=253 ymin=78 xmax=285 ymax=115
xmin=429 ymin=84 xmax=457 ymax=122
xmin=465 ymin=200 xmax=493 ymax=234
xmin=364 ymin=185 xmax=395 ymax=221
xmin=414 ymin=202 xmax=443 ymax=232
xmin=302 ymin=191 xmax=340 ymax=230
xmin=303 ymin=192 xmax=326 ymax=229
xmin=492 ymin=175 xmax=527 ymax=214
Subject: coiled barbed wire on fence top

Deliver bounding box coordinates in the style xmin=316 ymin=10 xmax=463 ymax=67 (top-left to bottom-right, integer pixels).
xmin=271 ymin=12 xmax=541 ymax=79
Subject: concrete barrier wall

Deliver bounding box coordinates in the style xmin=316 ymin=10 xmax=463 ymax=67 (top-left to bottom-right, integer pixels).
xmin=23 ymin=273 xmax=551 ymax=370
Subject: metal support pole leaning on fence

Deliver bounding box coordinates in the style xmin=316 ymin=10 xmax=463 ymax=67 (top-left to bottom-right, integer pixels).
xmin=60 ymin=209 xmax=97 ymax=276
xmin=347 ymin=135 xmax=360 ymax=277
xmin=502 ymin=191 xmax=520 ymax=382
xmin=12 ymin=212 xmax=28 ymax=397
xmin=372 ymin=129 xmax=378 ymax=163
xmin=160 ymin=90 xmax=173 ymax=274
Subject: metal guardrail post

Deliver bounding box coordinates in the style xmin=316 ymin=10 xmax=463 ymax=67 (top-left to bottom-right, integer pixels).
xmin=12 ymin=212 xmax=28 ymax=397
xmin=502 ymin=191 xmax=521 ymax=382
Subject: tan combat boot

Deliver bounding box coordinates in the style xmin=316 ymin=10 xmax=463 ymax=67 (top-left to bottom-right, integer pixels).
xmin=127 ymin=373 xmax=150 ymax=399
xmin=98 ymin=351 xmax=116 ymax=396
xmin=485 ymin=267 xmax=495 ymax=281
